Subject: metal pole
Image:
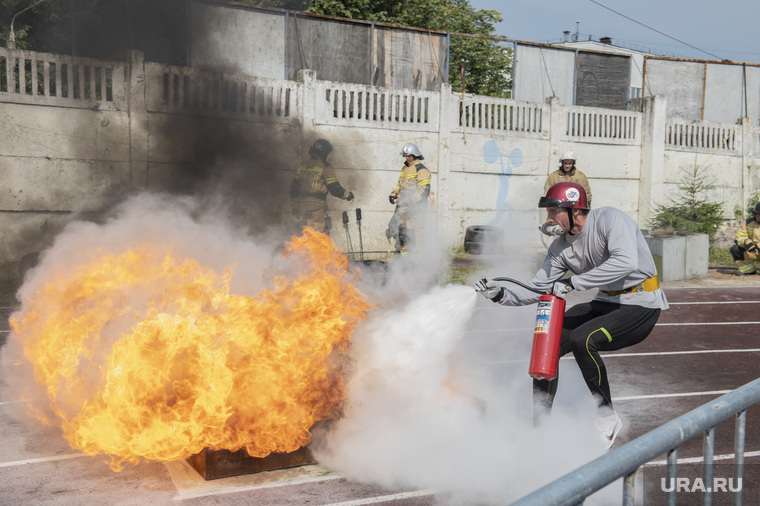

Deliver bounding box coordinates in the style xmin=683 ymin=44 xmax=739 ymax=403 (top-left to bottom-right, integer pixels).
xmin=7 ymin=0 xmax=53 ymax=49
xmin=355 ymin=208 xmax=364 ymax=261
xmin=342 ymin=211 xmax=354 ymax=260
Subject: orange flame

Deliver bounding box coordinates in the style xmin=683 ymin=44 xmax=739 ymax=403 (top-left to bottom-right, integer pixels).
xmin=10 ymin=228 xmax=370 ymax=470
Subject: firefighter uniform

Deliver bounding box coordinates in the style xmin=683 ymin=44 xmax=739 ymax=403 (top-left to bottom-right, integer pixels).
xmin=544 ymin=167 xmax=592 ymax=205
xmin=389 ymin=158 xmax=431 ymax=252
xmin=291 ymin=142 xmax=353 ymax=235
xmin=730 ymin=211 xmax=760 ymax=274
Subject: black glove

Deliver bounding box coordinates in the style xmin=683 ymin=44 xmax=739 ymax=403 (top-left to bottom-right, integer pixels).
xmin=747 ymin=241 xmax=759 ymax=253
xmin=474 ymin=278 xmax=504 ymax=302
xmin=552 ymin=279 xmax=574 ymax=298
xmin=389 ymin=194 xmax=397 ymax=205
xmin=346 ymin=191 xmax=354 ymax=202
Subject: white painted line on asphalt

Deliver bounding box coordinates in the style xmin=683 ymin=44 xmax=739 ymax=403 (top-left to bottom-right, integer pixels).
xmin=665 ymin=286 xmax=760 ymax=290
xmin=670 ymin=301 xmax=760 ymax=305
xmin=321 ymin=489 xmax=437 ymax=505
xmin=0 ymin=453 xmax=87 ymax=468
xmin=657 ymin=321 xmax=760 ymax=326
xmin=605 ymin=348 xmax=760 ymax=358
xmin=470 ymin=321 xmax=760 ymax=333
xmin=466 ymin=329 xmax=532 ymax=333
xmin=166 ymin=460 xmax=343 ymax=501
xmin=614 ymin=390 xmax=731 ymax=401
xmin=645 ymin=451 xmax=760 ymax=466
xmin=478 ymin=348 xmax=758 ymax=365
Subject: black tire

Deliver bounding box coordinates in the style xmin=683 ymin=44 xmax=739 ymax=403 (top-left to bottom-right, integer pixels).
xmin=464 ymin=240 xmax=482 ymax=255
xmin=464 ymin=226 xmax=504 ymax=255
xmin=465 ymin=240 xmax=503 ymax=255
xmin=464 ymin=225 xmax=504 ymax=244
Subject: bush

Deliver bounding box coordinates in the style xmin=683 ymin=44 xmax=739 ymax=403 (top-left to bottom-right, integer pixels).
xmin=734 ymin=190 xmax=760 ymax=220
xmin=648 ymin=165 xmax=725 ymax=246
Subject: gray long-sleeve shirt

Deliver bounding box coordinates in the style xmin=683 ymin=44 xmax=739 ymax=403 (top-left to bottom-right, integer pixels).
xmin=498 ymin=207 xmax=669 ymax=310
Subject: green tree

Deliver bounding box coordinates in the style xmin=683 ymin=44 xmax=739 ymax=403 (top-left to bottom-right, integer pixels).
xmin=648 ymin=165 xmax=725 ymax=245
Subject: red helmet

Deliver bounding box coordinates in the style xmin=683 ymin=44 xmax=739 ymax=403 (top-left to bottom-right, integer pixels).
xmin=539 ymin=182 xmax=589 ymax=210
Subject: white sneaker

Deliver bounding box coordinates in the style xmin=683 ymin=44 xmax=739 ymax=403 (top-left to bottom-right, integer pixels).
xmin=595 ymin=412 xmax=623 ymax=448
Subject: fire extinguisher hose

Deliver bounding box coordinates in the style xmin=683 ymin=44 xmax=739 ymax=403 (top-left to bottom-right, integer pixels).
xmin=492 ymin=277 xmax=548 ymax=295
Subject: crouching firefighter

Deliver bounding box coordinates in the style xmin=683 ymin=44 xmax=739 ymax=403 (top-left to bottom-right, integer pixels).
xmin=730 ymin=202 xmax=760 ymax=275
xmin=474 ymin=182 xmax=669 ymax=448
xmin=291 ymin=139 xmax=354 ymax=235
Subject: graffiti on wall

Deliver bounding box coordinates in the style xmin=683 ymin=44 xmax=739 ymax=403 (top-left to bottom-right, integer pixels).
xmin=482 ymin=140 xmax=523 ymax=227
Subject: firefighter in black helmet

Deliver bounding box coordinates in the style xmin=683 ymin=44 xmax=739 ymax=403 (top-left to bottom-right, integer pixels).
xmin=291 ymin=139 xmax=354 ymax=235
xmin=730 ymin=202 xmax=760 ymax=275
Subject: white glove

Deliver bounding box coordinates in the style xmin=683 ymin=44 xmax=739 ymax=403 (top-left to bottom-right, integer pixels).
xmin=552 ymin=280 xmax=574 ymax=298
xmin=474 ymin=278 xmax=504 ymax=301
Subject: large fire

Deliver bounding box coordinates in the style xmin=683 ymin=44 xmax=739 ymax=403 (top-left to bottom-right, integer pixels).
xmin=9 ymin=228 xmax=370 ymax=470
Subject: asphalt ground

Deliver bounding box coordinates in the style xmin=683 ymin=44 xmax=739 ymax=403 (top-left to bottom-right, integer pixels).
xmin=1 ymin=270 xmax=759 ymax=505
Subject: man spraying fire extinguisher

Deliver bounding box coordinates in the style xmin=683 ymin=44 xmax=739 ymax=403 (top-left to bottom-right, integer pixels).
xmin=475 ymin=182 xmax=669 ymax=448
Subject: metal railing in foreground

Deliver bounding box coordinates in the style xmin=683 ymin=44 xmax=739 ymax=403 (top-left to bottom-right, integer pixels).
xmin=511 ymin=377 xmax=760 ymax=506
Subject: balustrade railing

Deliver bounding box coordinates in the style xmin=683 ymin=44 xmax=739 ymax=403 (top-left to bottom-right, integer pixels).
xmin=0 ymin=47 xmax=126 ymax=110
xmin=146 ymin=62 xmax=299 ymax=124
xmin=563 ymin=105 xmax=640 ymax=144
xmin=316 ymin=81 xmax=439 ymax=131
xmin=455 ymin=94 xmax=545 ymax=137
xmin=666 ymin=119 xmax=739 ymax=153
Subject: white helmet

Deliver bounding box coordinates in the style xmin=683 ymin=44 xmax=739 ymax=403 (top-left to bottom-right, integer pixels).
xmin=401 ymin=142 xmax=423 ymax=159
xmin=560 ymin=151 xmax=576 ymax=163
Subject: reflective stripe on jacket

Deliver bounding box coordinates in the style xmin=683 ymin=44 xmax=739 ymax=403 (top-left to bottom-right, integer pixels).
xmin=736 ymin=218 xmax=760 ymax=247
xmin=291 ymin=156 xmax=349 ymax=208
xmin=389 ymin=159 xmax=431 ymax=204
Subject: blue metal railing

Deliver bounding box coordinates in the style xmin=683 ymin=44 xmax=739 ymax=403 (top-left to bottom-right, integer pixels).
xmin=511 ymin=377 xmax=760 ymax=505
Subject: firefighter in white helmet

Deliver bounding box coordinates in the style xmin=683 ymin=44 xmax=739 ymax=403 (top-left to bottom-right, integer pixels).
xmin=387 ymin=142 xmax=431 ymax=253
xmin=475 ymin=182 xmax=668 ymax=448
xmin=290 ymin=139 xmax=354 ymax=235
xmin=730 ymin=202 xmax=760 ymax=275
xmin=544 ymin=151 xmax=592 ymax=205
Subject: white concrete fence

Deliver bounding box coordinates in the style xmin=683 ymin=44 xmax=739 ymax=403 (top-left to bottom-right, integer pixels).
xmin=1 ymin=47 xmax=759 ymax=276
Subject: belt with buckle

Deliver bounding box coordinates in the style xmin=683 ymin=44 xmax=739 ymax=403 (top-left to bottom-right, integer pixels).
xmin=602 ymin=276 xmax=660 ymax=296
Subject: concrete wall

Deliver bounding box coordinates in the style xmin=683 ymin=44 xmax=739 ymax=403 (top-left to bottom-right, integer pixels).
xmin=1 ymin=46 xmax=760 ymax=281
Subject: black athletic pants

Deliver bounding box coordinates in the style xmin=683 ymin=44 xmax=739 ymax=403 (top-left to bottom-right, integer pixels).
xmin=533 ymin=300 xmax=661 ymax=417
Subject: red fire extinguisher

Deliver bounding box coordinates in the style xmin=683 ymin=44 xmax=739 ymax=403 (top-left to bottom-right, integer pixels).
xmin=529 ymin=294 xmax=565 ymax=381
xmin=493 ymin=278 xmax=566 ymax=381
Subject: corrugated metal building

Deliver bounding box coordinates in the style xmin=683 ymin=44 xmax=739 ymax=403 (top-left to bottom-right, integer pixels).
xmin=188 ymin=0 xmax=448 ymax=91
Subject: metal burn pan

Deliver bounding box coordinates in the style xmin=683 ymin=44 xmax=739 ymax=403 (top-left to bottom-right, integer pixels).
xmin=186 ymin=445 xmax=316 ymax=480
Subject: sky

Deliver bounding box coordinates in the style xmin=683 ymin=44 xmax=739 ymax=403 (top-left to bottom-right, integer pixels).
xmin=468 ymin=0 xmax=760 ymax=64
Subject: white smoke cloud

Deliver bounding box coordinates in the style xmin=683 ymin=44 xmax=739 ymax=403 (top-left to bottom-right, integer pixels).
xmin=313 ymin=281 xmax=618 ymax=504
